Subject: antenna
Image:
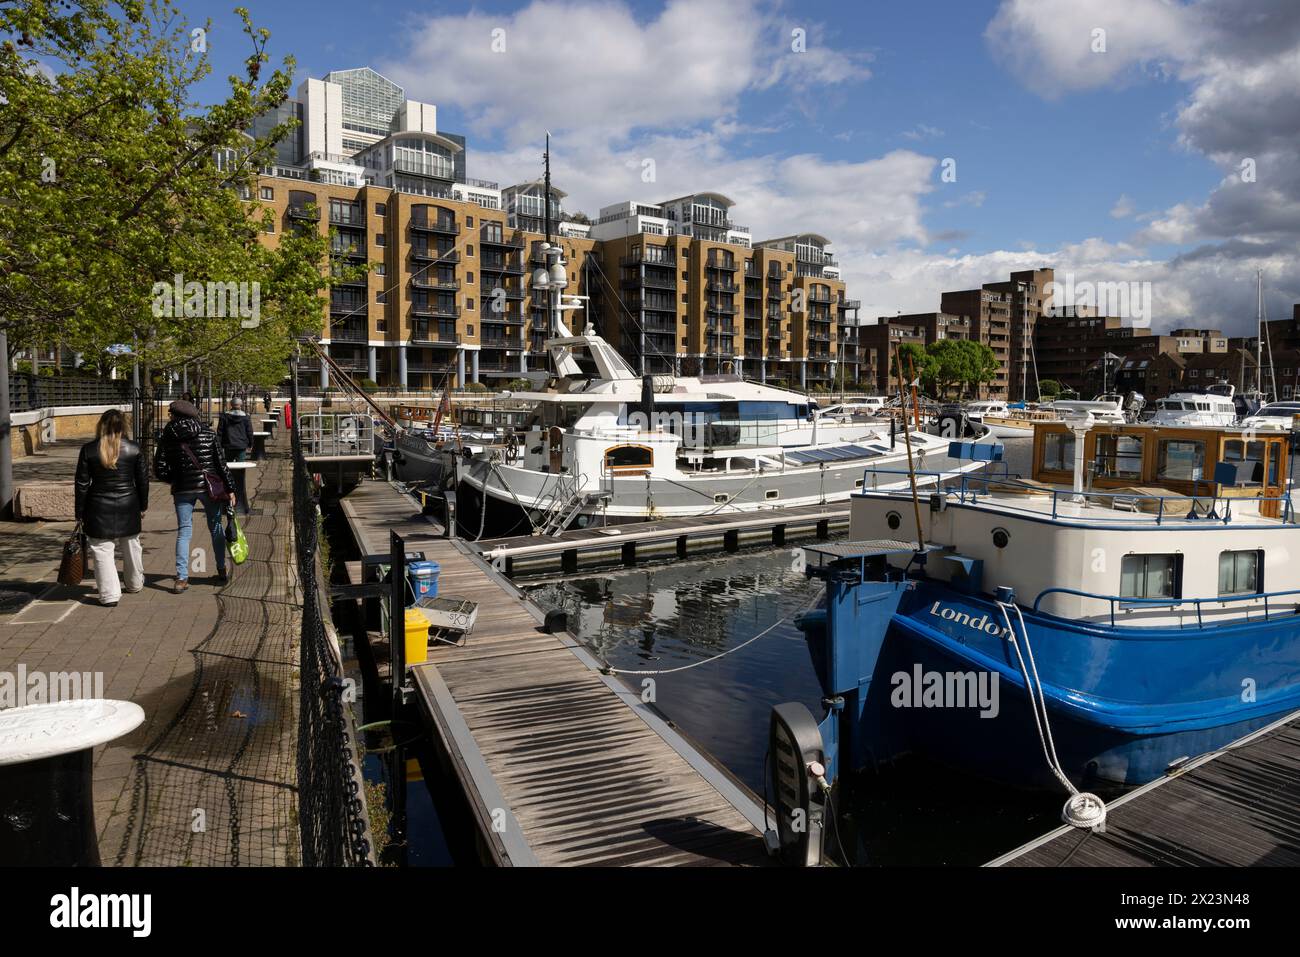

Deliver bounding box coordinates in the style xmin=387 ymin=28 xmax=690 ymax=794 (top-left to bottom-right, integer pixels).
xmin=543 ymin=132 xmax=553 ymax=245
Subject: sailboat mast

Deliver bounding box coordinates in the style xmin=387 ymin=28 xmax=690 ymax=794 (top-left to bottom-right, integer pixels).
xmin=1257 ymin=269 xmax=1263 ymax=396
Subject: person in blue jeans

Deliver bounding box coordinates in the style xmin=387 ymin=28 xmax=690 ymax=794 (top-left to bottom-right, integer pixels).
xmin=154 ymin=400 xmax=236 ymax=592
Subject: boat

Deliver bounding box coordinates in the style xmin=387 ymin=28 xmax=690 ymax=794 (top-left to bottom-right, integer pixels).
xmin=453 ymin=327 xmax=1003 ymax=533
xmin=1239 ymin=400 xmax=1300 ymax=432
xmin=782 ymin=416 xmax=1300 ymax=800
xmin=1146 ymin=382 xmax=1239 ymax=427
xmin=963 ymin=394 xmax=1132 ymax=439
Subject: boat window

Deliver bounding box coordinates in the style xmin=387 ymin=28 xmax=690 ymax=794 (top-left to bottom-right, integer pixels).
xmin=1041 ymin=431 xmax=1074 ymax=471
xmin=1120 ymin=554 xmax=1180 ymax=600
xmin=604 ymin=444 xmax=653 ymax=471
xmin=1092 ymin=434 xmax=1144 ymax=480
xmin=1156 ymin=439 xmax=1204 ymax=481
xmin=1218 ymin=550 xmax=1262 ymax=596
xmin=1222 ymin=440 xmax=1265 ymax=485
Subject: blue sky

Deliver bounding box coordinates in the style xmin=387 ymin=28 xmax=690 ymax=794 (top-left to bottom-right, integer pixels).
xmin=181 ymin=0 xmax=1300 ymax=331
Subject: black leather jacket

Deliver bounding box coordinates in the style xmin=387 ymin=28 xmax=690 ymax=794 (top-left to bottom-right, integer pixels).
xmin=75 ymin=438 xmax=149 ymax=539
xmin=154 ymin=417 xmax=235 ymax=497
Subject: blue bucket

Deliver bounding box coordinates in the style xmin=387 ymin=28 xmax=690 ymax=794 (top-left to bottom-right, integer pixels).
xmin=407 ymin=560 xmax=440 ymax=602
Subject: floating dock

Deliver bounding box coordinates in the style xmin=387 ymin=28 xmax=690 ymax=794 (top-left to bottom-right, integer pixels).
xmin=989 ymin=709 xmax=1300 ymax=867
xmin=476 ymin=502 xmax=850 ymax=576
xmin=338 ymin=481 xmax=774 ymax=867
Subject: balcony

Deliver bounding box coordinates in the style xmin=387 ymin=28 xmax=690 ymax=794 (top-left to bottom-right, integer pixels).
xmin=622 ymin=274 xmax=677 ymax=291
xmin=481 ymin=257 xmax=525 ymax=275
xmin=809 ymin=291 xmax=833 ymax=304
xmin=838 ymin=298 xmax=862 ymax=310
xmin=411 ymin=276 xmax=460 ymax=291
xmin=409 ymin=328 xmax=460 ymax=346
xmin=410 ymin=218 xmax=459 ymax=236
xmin=705 ymin=256 xmax=737 ymax=272
xmin=620 ymin=251 xmax=677 ymax=268
xmin=482 ymin=283 xmax=526 ymax=300
xmin=411 ymin=248 xmax=458 ymax=264
xmin=480 ymin=229 xmax=525 ymax=249
xmin=481 ymin=312 xmax=525 ymax=326
xmin=767 ymin=289 xmax=784 ymax=302
xmin=708 ymin=281 xmax=740 ymax=294
xmin=331 ymin=273 xmax=368 ymax=288
xmin=410 ymin=302 xmax=459 ymax=319
xmin=329 ymin=208 xmax=365 ymax=228
xmin=481 ymin=336 xmax=523 ymax=351
xmin=393 ymin=157 xmax=455 ymax=181
xmin=287 ymin=205 xmax=320 ymax=222
xmin=706 ymin=302 xmax=736 ymax=316
xmin=327 ymin=322 xmax=368 ymax=343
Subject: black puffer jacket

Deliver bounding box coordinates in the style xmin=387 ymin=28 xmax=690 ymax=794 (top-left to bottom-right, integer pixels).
xmin=75 ymin=438 xmax=149 ymax=539
xmin=154 ymin=417 xmax=235 ymax=497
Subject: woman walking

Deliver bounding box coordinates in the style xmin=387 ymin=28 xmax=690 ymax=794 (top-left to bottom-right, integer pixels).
xmin=74 ymin=409 xmax=148 ymax=607
xmin=154 ymin=399 xmax=236 ymax=593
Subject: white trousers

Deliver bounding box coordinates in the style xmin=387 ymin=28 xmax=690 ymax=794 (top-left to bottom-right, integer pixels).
xmin=87 ymin=535 xmax=144 ymax=605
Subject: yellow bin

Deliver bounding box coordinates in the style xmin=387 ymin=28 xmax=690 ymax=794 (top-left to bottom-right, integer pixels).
xmin=404 ymin=608 xmax=431 ymax=665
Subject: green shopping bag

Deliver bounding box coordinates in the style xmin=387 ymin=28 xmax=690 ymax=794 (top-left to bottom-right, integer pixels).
xmin=225 ymin=512 xmax=249 ymax=565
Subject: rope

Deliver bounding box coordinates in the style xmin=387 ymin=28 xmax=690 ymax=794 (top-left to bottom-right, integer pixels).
xmin=996 ymin=600 xmax=1107 ymax=830
xmin=606 ymin=589 xmax=821 ymax=676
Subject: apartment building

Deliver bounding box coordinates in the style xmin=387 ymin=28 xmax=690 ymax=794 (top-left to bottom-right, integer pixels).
xmin=939 ymin=288 xmax=1012 ymax=397
xmin=248 ymin=68 xmax=861 ymax=391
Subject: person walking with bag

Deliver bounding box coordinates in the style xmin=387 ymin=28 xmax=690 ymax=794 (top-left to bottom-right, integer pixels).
xmin=218 ymin=397 xmax=256 ymax=517
xmin=74 ymin=409 xmax=148 ymax=607
xmin=154 ymin=399 xmax=235 ymax=593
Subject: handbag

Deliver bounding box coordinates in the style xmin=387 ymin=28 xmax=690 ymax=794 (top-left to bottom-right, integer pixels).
xmin=180 ymin=440 xmax=232 ymax=502
xmin=58 ymin=522 xmax=87 ymax=586
xmin=227 ymin=514 xmax=249 ymax=565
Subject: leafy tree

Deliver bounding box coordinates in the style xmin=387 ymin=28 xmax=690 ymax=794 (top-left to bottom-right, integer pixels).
xmin=1038 ymin=379 xmax=1062 ymax=399
xmin=1 ymin=0 xmax=330 ymax=390
xmin=889 ymin=341 xmax=933 ymax=393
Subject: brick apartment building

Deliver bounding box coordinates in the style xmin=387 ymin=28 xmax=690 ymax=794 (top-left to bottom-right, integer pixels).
xmin=244 ymin=67 xmax=864 ymax=391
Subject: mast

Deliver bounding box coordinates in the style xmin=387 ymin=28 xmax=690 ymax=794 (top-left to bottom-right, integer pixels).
xmin=1257 ymin=269 xmax=1263 ymax=396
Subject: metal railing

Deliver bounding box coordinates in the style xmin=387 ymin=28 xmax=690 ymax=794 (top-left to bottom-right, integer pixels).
xmin=8 ymin=373 xmax=133 ymax=412
xmin=858 ymin=465 xmax=1296 ymax=526
xmin=1033 ymin=585 xmax=1300 ymax=629
xmin=289 ymin=383 xmax=377 ymax=865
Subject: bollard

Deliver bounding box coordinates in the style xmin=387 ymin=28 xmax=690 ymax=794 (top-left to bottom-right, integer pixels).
xmin=0 ymin=700 xmax=144 ymax=866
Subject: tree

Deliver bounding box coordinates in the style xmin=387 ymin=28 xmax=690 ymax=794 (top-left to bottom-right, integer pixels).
xmin=1 ymin=1 xmax=331 ymax=389
xmin=890 ymin=342 xmax=933 ymax=394
xmin=1038 ymin=379 xmax=1062 ymax=399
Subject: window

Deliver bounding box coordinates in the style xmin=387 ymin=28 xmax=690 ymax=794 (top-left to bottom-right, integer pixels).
xmin=263 ymin=221 xmax=275 ymax=234
xmin=1157 ymin=439 xmax=1204 ymax=481
xmin=260 ymin=186 xmax=274 ymax=201
xmin=467 ymin=215 xmax=474 ymax=227
xmin=466 ymin=244 xmax=474 ymax=257
xmin=1093 ymin=434 xmax=1143 ymax=480
xmin=375 ymin=202 xmax=386 ymax=216
xmin=466 ymin=324 xmax=474 ymax=336
xmin=376 ymin=233 xmax=386 ymax=246
xmin=604 ymin=444 xmax=653 ymax=471
xmin=376 ymin=291 xmax=386 ymax=304
xmin=1041 ymin=431 xmax=1074 ymax=471
xmin=1222 ymin=439 xmax=1265 ymax=485
xmin=1120 ymin=554 xmax=1180 ymax=600
xmin=1218 ymin=550 xmax=1261 ymax=596
xmin=375 ymin=264 xmax=385 ymax=276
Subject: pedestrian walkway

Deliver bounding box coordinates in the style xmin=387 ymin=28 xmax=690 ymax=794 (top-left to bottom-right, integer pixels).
xmin=0 ymin=435 xmax=301 ymax=865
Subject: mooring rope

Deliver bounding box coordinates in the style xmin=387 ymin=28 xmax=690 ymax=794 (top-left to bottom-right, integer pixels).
xmin=604 ymin=589 xmax=822 ymax=677
xmin=996 ymin=600 xmax=1107 ymax=830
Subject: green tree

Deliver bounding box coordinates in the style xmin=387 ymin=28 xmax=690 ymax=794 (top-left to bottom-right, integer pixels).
xmin=889 ymin=341 xmax=933 ymax=393
xmin=1 ymin=1 xmax=330 ymax=389
xmin=1038 ymin=379 xmax=1062 ymax=399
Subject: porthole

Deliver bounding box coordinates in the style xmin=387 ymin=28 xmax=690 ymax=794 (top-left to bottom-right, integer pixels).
xmin=714 ymin=493 xmax=730 ymax=504
xmin=992 ymin=527 xmax=1010 ymax=549
xmin=765 ymin=489 xmax=779 ymax=500
xmin=886 ymin=510 xmax=901 ymax=531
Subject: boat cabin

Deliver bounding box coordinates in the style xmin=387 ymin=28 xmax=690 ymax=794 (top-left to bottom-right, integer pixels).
xmin=1032 ymin=422 xmax=1290 ymax=518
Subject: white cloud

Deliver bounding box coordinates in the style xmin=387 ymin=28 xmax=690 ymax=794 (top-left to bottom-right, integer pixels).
xmin=1110 ymin=193 xmax=1135 ymax=218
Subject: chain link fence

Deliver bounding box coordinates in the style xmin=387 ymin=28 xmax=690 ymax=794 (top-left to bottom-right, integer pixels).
xmin=290 ymin=383 xmax=377 ymax=866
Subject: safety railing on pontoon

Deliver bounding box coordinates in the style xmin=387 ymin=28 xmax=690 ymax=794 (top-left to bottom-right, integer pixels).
xmin=1032 ymin=585 xmax=1300 ymax=629
xmin=858 ymin=465 xmax=1296 ymax=526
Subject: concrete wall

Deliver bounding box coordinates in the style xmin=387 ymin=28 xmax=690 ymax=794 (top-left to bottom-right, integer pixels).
xmin=8 ymin=405 xmax=132 ymax=459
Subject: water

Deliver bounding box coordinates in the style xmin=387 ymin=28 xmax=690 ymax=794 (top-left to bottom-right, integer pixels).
xmin=520 ymin=485 xmax=1066 ymax=865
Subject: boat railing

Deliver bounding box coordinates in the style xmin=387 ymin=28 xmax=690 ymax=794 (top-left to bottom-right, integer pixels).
xmin=858 ymin=465 xmax=1296 ymax=526
xmin=1032 ymin=585 xmax=1300 ymax=629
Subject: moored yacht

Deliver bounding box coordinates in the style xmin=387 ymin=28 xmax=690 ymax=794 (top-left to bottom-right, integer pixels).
xmin=1146 ymin=382 xmax=1239 ymax=427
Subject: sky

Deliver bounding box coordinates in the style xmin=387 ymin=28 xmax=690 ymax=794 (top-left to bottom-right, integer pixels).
xmin=181 ymin=0 xmax=1300 ymax=335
